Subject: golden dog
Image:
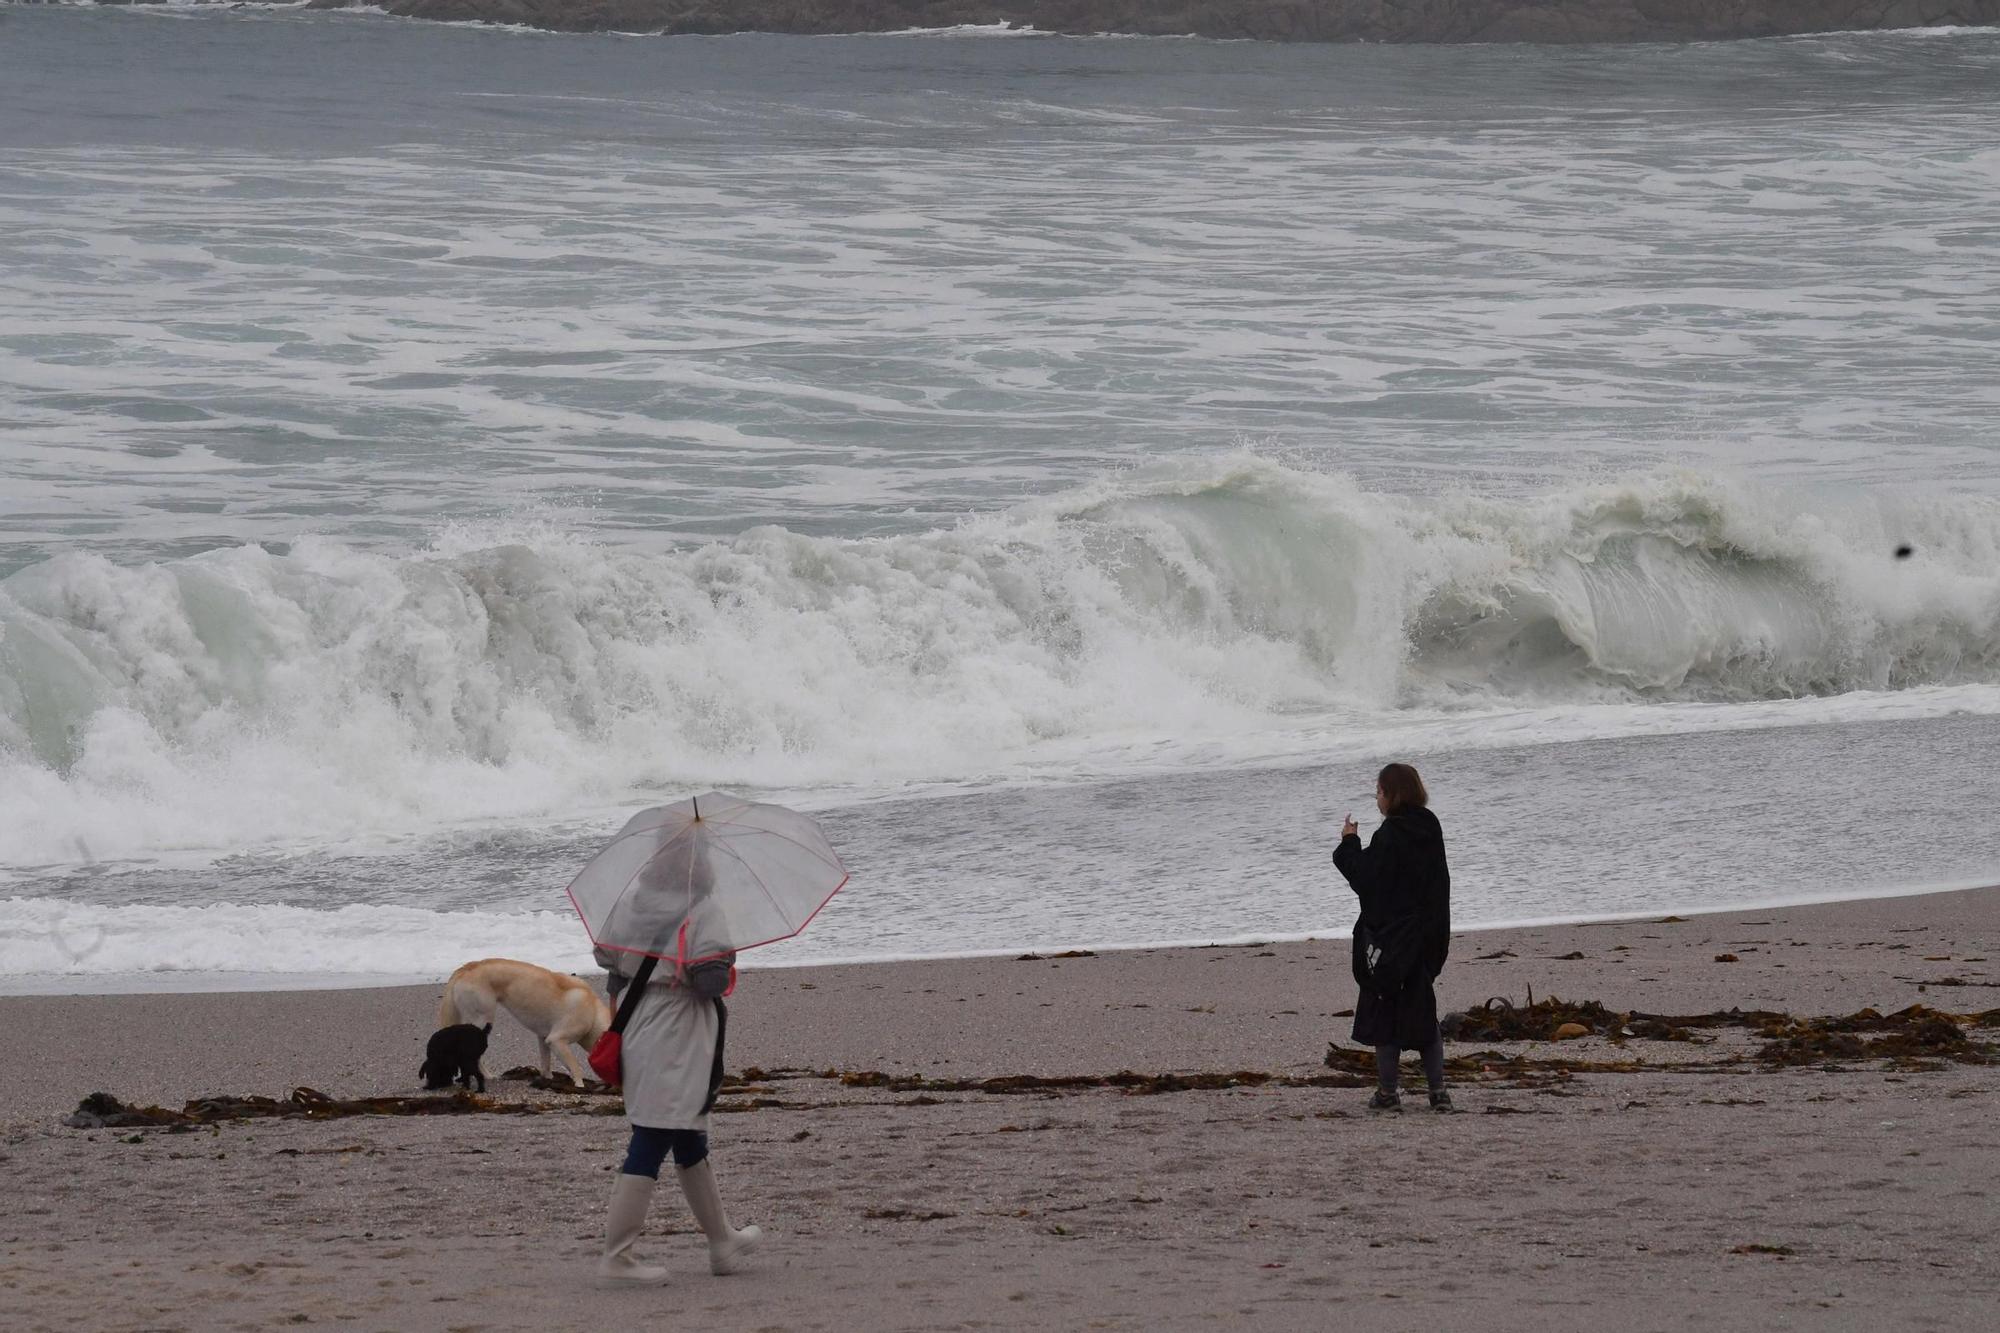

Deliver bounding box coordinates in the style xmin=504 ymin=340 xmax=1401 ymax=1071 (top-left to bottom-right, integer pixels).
xmin=437 ymin=958 xmax=611 ymax=1087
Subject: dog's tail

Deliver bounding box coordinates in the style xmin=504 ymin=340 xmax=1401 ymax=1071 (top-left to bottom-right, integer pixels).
xmin=436 ymin=979 xmax=462 ymax=1030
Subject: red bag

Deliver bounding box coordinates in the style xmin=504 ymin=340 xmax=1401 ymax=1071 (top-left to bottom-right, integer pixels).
xmin=587 ymin=1031 xmax=624 ymax=1086
xmin=589 ymin=955 xmax=658 ymax=1089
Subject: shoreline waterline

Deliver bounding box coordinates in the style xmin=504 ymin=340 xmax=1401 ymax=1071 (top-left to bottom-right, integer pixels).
xmin=7 ymin=877 xmax=1991 ymax=997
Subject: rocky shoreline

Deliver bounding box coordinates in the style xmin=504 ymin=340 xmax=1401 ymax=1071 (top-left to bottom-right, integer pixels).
xmin=289 ymin=0 xmax=2000 ymax=42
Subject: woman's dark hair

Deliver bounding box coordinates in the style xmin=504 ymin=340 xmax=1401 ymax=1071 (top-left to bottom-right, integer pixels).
xmin=1377 ymin=762 xmax=1428 ymax=814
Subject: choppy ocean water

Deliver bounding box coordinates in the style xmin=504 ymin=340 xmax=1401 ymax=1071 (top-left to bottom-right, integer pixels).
xmin=2 ymin=8 xmax=1997 ymax=988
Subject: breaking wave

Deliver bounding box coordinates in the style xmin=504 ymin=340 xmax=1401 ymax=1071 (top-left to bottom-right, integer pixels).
xmin=3 ymin=456 xmax=1998 ymax=866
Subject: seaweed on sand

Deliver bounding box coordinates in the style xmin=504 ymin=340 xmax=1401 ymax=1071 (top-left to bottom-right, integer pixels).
xmin=1754 ymin=1006 xmax=1997 ymax=1067
xmin=831 ymin=1069 xmax=1376 ymax=1095
xmin=65 ymin=1087 xmax=544 ymax=1130
xmin=1441 ymin=995 xmax=1626 ymax=1041
xmin=1321 ymin=1045 xmax=1654 ymax=1084
xmin=70 ymin=1003 xmax=2000 ymax=1132
xmin=1439 ymin=992 xmax=1789 ymax=1043
xmin=498 ymin=1066 xmax=617 ymax=1095
xmin=1437 ymin=994 xmax=2000 ymax=1069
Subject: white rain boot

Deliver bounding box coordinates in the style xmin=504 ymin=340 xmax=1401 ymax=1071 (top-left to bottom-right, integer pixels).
xmin=597 ymin=1173 xmax=670 ymax=1287
xmin=676 ymin=1158 xmax=763 ymax=1275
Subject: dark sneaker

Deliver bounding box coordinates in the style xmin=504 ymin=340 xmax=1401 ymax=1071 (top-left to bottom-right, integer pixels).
xmin=1429 ymin=1089 xmax=1455 ymax=1114
xmin=1367 ymin=1088 xmax=1401 ymax=1112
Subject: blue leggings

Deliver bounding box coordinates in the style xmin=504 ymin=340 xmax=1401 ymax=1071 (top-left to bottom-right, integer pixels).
xmin=621 ymin=1125 xmax=710 ymax=1178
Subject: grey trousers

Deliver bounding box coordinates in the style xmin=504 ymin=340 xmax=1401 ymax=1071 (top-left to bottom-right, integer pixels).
xmin=1375 ymin=1037 xmax=1445 ymax=1094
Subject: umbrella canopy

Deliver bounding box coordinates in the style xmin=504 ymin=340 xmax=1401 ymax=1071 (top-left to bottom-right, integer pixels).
xmin=565 ymin=791 xmax=848 ymax=965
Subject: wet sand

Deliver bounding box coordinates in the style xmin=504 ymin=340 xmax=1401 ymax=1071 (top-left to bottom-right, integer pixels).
xmin=4 ymin=886 xmax=1998 ymax=1331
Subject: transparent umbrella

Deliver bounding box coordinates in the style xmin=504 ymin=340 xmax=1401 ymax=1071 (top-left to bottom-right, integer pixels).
xmin=564 ymin=791 xmax=848 ymax=965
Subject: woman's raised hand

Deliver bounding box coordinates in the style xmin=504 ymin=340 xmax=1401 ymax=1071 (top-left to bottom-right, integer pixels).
xmin=1341 ymin=813 xmax=1358 ymax=839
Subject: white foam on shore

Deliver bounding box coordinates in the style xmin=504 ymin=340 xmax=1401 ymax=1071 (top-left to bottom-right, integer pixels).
xmin=5 ymin=877 xmax=1992 ymax=996
xmin=0 ymin=898 xmax=594 ymax=989
xmin=0 ymin=970 xmax=446 ymax=997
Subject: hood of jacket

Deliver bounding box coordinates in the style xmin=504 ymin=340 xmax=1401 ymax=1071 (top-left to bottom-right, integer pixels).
xmin=1383 ymin=805 xmax=1442 ymax=844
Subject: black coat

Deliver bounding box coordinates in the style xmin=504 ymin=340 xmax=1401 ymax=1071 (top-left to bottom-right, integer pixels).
xmin=1333 ymin=806 xmax=1451 ymax=1051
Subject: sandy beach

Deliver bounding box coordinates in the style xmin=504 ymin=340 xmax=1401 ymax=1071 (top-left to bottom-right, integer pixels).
xmin=2 ymin=886 xmax=1995 ymax=1331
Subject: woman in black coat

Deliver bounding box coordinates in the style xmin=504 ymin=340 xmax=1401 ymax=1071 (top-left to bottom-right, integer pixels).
xmin=1333 ymin=762 xmax=1452 ymax=1112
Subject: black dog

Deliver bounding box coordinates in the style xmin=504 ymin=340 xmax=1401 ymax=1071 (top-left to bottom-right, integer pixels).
xmin=420 ymin=1022 xmax=492 ymax=1092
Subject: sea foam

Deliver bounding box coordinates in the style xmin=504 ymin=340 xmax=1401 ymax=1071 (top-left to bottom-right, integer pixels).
xmin=2 ymin=457 xmax=1996 ymax=868
xmin=0 ymin=896 xmax=587 ymax=983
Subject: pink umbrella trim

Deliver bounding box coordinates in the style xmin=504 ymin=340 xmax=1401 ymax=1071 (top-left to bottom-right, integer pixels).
xmin=561 ymin=798 xmax=848 ymax=964
xmin=567 ymin=872 xmax=850 ymax=966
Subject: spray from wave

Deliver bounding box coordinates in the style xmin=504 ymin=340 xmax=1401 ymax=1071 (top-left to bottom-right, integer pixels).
xmin=3 ymin=455 xmax=1996 ymax=867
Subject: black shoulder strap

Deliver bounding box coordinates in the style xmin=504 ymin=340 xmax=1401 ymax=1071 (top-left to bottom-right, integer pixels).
xmin=700 ymin=998 xmax=728 ymax=1116
xmin=609 ymin=955 xmax=659 ymax=1036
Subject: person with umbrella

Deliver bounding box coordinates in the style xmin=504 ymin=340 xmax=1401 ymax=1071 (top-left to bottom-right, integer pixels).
xmin=1333 ymin=762 xmax=1453 ymax=1112
xmin=568 ymin=792 xmax=848 ymax=1285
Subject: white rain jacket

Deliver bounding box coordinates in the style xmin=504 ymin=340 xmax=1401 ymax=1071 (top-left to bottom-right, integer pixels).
xmin=596 ymin=947 xmax=720 ymax=1131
